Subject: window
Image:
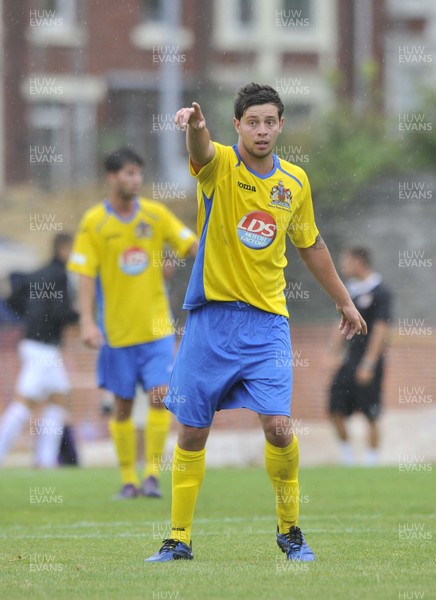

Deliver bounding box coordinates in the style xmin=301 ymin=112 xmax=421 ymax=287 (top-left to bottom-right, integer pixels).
xmin=238 ymin=0 xmax=255 ymax=26
xmin=282 ymin=0 xmax=311 ymax=21
xmin=132 ymin=0 xmax=193 ymax=50
xmin=42 ymin=0 xmax=56 ymax=11
xmin=141 ymin=0 xmax=163 ymax=22
xmin=40 ymin=0 xmax=78 ymax=26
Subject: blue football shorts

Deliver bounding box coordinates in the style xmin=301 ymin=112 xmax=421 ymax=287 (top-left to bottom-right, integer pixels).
xmin=164 ymin=301 xmax=293 ymax=427
xmin=98 ymin=335 xmax=175 ymax=400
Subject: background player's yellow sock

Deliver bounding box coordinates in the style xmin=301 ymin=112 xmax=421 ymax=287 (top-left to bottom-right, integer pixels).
xmin=265 ymin=436 xmax=300 ymax=534
xmin=109 ymin=418 xmax=139 ymax=486
xmin=170 ymin=443 xmax=206 ymax=544
xmin=144 ymin=407 xmax=171 ymax=479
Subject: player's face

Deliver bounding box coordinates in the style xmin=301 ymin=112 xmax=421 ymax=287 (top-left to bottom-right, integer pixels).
xmin=233 ymin=104 xmax=284 ymax=160
xmin=340 ymin=253 xmax=358 ymax=278
xmin=108 ymin=163 xmax=143 ymax=200
xmin=57 ymin=241 xmax=73 ymax=265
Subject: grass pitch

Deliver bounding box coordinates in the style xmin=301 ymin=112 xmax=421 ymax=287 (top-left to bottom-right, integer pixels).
xmin=0 ymin=465 xmax=434 ymax=600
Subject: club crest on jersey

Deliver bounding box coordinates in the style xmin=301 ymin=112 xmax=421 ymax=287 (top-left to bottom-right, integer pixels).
xmin=237 ymin=211 xmax=277 ymax=249
xmin=135 ymin=221 xmax=152 ymax=238
xmin=119 ymin=247 xmax=149 ymax=275
xmin=269 ymin=180 xmax=292 ymax=210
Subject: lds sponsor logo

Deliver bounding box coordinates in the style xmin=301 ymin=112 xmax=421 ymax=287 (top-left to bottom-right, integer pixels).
xmin=237 ymin=211 xmax=277 ymax=249
xmin=119 ymin=247 xmax=148 ymax=275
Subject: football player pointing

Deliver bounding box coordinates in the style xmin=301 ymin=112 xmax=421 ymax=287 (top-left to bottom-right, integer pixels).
xmin=146 ymin=83 xmax=366 ymax=563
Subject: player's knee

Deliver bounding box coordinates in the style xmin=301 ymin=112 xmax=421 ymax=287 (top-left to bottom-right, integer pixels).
xmin=330 ymin=411 xmax=343 ymax=424
xmin=16 ymin=396 xmax=35 ymax=411
xmin=262 ymin=416 xmax=293 ymax=447
xmin=267 ymin=430 xmax=293 ymax=448
xmin=177 ymin=424 xmax=209 ymax=451
xmin=114 ymin=397 xmax=133 ymax=420
xmin=48 ymin=393 xmax=70 ymax=408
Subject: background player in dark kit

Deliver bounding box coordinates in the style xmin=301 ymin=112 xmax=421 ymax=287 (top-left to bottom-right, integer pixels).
xmin=329 ymin=247 xmax=392 ymax=465
xmin=0 ymin=233 xmax=78 ymax=467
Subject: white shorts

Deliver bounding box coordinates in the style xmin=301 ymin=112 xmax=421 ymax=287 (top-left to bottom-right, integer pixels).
xmin=15 ymin=339 xmax=71 ymax=402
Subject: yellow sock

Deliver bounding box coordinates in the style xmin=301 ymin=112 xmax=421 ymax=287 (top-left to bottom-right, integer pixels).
xmin=265 ymin=436 xmax=300 ymax=534
xmin=170 ymin=443 xmax=206 ymax=544
xmin=144 ymin=407 xmax=171 ymax=479
xmin=109 ymin=418 xmax=139 ymax=486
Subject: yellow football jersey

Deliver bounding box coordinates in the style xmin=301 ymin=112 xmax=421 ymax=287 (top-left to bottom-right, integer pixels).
xmin=184 ymin=142 xmax=319 ymax=317
xmin=68 ymin=197 xmax=196 ymax=347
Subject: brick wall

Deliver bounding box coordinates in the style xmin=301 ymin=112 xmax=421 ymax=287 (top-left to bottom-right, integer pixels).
xmin=1 ymin=324 xmax=434 ymax=449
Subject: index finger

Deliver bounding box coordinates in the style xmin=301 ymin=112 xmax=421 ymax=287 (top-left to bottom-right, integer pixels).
xmin=175 ymin=108 xmax=194 ymax=130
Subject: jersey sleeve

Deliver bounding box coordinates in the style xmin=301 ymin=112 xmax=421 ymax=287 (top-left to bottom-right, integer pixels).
xmin=189 ymin=142 xmax=226 ymax=199
xmin=373 ymin=286 xmax=392 ymax=322
xmin=67 ymin=214 xmax=100 ymax=278
xmin=287 ymin=172 xmax=319 ymax=248
xmin=162 ymin=206 xmax=197 ymax=257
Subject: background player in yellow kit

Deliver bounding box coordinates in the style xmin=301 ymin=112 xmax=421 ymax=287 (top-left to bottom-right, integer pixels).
xmin=146 ymin=83 xmax=366 ymax=562
xmin=68 ymin=148 xmax=198 ymax=498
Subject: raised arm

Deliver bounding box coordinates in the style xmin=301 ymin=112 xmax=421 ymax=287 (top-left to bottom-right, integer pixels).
xmin=297 ymin=235 xmax=367 ymax=340
xmin=174 ymin=101 xmax=215 ymax=172
xmin=78 ymin=274 xmax=104 ymax=349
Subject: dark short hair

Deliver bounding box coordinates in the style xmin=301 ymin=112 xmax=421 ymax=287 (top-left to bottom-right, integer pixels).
xmin=234 ymin=83 xmax=284 ymax=120
xmin=104 ymin=147 xmax=145 ymax=173
xmin=345 ymin=247 xmax=372 ymax=267
xmin=53 ymin=232 xmax=73 ymax=257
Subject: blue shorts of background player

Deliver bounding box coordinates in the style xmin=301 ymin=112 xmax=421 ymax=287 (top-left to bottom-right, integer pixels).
xmin=164 ymin=302 xmax=293 ymax=427
xmin=98 ymin=335 xmax=175 ymax=400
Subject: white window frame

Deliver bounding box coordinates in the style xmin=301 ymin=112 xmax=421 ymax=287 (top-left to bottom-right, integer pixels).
xmin=27 ymin=0 xmax=85 ymax=47
xmin=213 ymin=0 xmax=337 ymax=54
xmin=386 ymin=0 xmax=432 ymax=18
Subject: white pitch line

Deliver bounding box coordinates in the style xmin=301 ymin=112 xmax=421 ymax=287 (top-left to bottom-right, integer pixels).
xmin=3 ymin=513 xmax=434 ymax=533
xmin=0 ymin=528 xmax=397 ymax=540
